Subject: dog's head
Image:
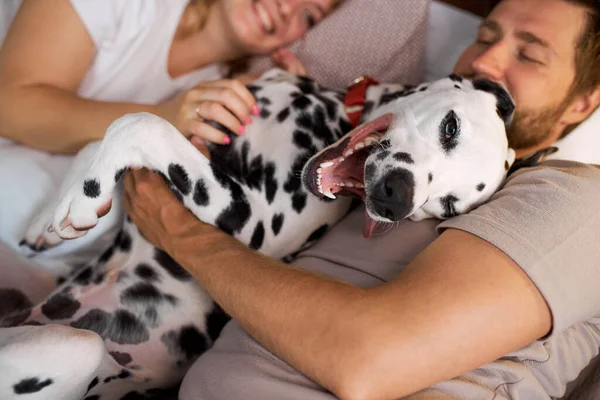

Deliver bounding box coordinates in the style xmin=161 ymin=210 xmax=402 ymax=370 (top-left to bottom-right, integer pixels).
xmin=302 ymin=75 xmax=517 ymax=237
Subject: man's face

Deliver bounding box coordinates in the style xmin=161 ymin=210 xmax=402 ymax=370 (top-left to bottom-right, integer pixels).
xmin=453 ymin=0 xmax=588 ymax=151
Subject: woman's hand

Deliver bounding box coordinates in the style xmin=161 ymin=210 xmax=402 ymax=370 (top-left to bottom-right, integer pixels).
xmin=272 ymin=48 xmax=308 ymax=77
xmin=157 ymin=79 xmax=259 ymax=146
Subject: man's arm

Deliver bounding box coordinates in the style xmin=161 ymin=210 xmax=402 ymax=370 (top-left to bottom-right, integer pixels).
xmin=123 ymin=169 xmax=551 ymax=400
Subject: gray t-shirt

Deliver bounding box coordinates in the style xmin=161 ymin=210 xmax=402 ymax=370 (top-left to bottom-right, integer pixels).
xmin=294 ymin=160 xmax=600 ymax=399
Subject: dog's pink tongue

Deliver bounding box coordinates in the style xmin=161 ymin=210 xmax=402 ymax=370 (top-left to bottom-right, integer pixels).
xmin=363 ymin=211 xmax=377 ymax=238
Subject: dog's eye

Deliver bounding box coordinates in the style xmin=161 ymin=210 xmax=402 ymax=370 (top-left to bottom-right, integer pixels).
xmin=439 ymin=110 xmax=460 ymax=153
xmin=444 ymin=117 xmax=458 ymax=141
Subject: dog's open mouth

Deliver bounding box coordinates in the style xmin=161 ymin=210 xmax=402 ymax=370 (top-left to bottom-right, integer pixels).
xmin=303 ymin=113 xmax=394 ymax=237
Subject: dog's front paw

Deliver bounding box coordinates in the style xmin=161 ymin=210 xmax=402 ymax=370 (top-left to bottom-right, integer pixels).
xmin=52 ymin=177 xmax=113 ymax=239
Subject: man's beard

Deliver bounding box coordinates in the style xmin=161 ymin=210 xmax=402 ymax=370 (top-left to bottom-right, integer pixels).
xmin=506 ymin=99 xmax=569 ymax=149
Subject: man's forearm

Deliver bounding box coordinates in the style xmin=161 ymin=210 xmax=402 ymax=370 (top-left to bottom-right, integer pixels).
xmin=0 ymin=85 xmax=159 ymax=153
xmin=169 ymin=227 xmax=551 ymax=400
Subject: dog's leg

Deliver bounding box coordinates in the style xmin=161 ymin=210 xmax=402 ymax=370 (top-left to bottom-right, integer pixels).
xmin=48 ymin=113 xmax=248 ymax=240
xmin=0 ymin=324 xmax=121 ymax=400
xmin=21 ymin=142 xmax=102 ymax=251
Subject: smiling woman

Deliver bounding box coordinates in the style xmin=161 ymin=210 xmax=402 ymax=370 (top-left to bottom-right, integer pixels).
xmin=0 ymin=0 xmax=338 ymax=153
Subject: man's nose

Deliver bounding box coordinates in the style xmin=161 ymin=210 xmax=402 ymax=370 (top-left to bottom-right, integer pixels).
xmin=471 ymin=42 xmax=509 ymax=82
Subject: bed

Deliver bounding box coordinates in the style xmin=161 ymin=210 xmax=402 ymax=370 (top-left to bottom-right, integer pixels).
xmin=1 ymin=1 xmax=599 ymax=398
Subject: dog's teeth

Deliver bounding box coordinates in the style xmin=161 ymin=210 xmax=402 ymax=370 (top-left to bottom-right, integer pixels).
xmin=365 ymin=137 xmax=377 ymax=146
xmin=317 ymin=167 xmax=323 ymax=174
xmin=338 ymin=157 xmax=345 ymax=163
xmin=356 ymin=183 xmax=365 ymax=189
xmin=320 ymin=161 xmax=334 ymax=168
xmin=345 ymin=182 xmax=354 ymax=188
xmin=355 ymin=143 xmax=365 ymax=150
xmin=338 ymin=182 xmax=345 ymax=187
xmin=344 ymin=150 xmax=354 ymax=157
xmin=323 ymin=188 xmax=336 ymax=199
xmin=318 ymin=184 xmax=323 ymax=194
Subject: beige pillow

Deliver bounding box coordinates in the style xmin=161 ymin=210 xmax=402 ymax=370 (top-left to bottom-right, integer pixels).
xmin=246 ymin=0 xmax=430 ymax=90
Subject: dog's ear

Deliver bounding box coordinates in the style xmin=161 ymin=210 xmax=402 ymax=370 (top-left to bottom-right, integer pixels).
xmin=472 ymin=79 xmax=515 ymax=127
xmin=507 ymin=146 xmax=558 ymax=177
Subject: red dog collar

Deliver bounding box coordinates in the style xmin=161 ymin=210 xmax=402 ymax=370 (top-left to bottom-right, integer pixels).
xmin=343 ymin=76 xmax=379 ymax=128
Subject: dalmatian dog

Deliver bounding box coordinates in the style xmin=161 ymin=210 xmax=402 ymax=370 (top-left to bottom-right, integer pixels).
xmin=0 ymin=69 xmax=517 ymax=400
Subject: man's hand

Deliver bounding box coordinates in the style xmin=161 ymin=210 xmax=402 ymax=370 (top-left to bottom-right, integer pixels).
xmin=122 ymin=168 xmax=222 ymax=256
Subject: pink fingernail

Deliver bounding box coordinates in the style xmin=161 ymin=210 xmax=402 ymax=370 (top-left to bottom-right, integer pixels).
xmin=223 ymin=136 xmax=231 ymax=145
xmin=239 ymin=125 xmax=245 ymax=135
xmin=252 ymin=104 xmax=260 ymax=116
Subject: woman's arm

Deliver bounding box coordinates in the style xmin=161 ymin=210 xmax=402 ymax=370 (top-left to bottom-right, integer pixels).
xmin=0 ymin=0 xmax=257 ymax=153
xmin=0 ymin=0 xmax=161 ymax=153
xmin=123 ymin=169 xmax=551 ymax=400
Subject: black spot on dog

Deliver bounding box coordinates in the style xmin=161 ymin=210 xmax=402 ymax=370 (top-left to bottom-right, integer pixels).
xmin=161 ymin=325 xmax=208 ymax=363
xmin=115 ymin=167 xmax=130 ymax=183
xmin=260 ymin=108 xmax=271 ymax=119
xmin=419 ymin=86 xmax=428 ymax=92
xmin=83 ymin=179 xmax=101 ymax=198
xmin=441 ymin=194 xmax=460 ymax=218
xmin=135 ymin=264 xmax=159 ymax=282
xmin=249 ymin=221 xmax=265 ymax=250
xmin=116 ymin=230 xmax=132 ymax=252
xmin=283 ymin=154 xmax=308 ymax=194
xmin=193 ymin=179 xmax=209 ymax=206
xmin=87 ymin=377 xmax=99 ymax=393
xmin=393 ymin=152 xmax=414 ymax=164
xmin=109 ymin=310 xmax=150 ymax=345
xmin=258 ymin=97 xmax=272 ymax=106
xmin=277 ymin=107 xmax=290 ymax=123
xmin=99 ymin=246 xmax=115 ymax=263
xmin=13 ymin=377 xmax=53 ymax=394
xmin=110 ymin=351 xmax=133 ymax=366
xmin=477 ymin=183 xmax=486 ymax=192
xmin=379 ymin=139 xmax=391 ymax=149
xmin=42 ymin=293 xmax=81 ymax=320
xmin=271 ymin=213 xmax=284 ymax=236
xmin=71 ymin=309 xmax=111 ymax=335
xmin=454 ymin=84 xmax=461 ymax=89
xmin=297 ymin=77 xmax=316 ymax=94
xmin=120 ymin=392 xmax=145 ymax=400
xmin=473 ymin=79 xmax=515 ymax=125
xmin=364 ymin=164 xmax=376 ymax=182
xmin=307 ymin=224 xmax=328 ymax=243
xmin=120 ymin=283 xmax=164 ymax=306
xmin=312 ymin=106 xmax=335 ymax=145
xmin=428 ymin=173 xmax=433 ymax=183
xmin=168 ymin=163 xmax=191 ymax=196
xmin=0 ymin=288 xmax=32 ymax=322
xmin=246 ymin=155 xmax=265 ymax=190
xmin=296 ymin=113 xmax=313 ymax=131
xmin=154 ymin=249 xmax=192 ymax=281
xmin=292 ymin=95 xmax=312 ymax=110
xmin=104 ymin=370 xmax=131 ymax=383
xmin=292 ymin=192 xmax=308 ymax=213
xmin=211 ymin=164 xmax=252 ymax=235
xmin=264 ymin=162 xmax=278 ymax=204
xmin=293 ymin=130 xmax=316 ymax=153
xmin=448 ymin=74 xmax=463 ymax=82
xmin=362 ymin=101 xmax=375 ymax=119
xmin=165 ymin=294 xmax=178 ymax=306
xmin=206 ymin=303 xmax=230 ymax=341
xmin=316 ymin=93 xmax=339 ymax=120
xmin=74 ymin=266 xmax=94 ymax=285
xmin=376 ymin=150 xmax=390 ymax=161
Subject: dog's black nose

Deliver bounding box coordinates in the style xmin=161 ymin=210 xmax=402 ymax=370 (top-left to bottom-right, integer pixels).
xmin=370 ymin=169 xmax=415 ymax=221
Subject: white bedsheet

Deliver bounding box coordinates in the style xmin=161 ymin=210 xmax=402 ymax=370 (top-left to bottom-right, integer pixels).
xmin=0 ymin=0 xmax=598 ymax=269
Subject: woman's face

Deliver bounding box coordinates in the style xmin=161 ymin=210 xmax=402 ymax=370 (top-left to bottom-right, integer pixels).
xmin=215 ymin=0 xmax=336 ymax=55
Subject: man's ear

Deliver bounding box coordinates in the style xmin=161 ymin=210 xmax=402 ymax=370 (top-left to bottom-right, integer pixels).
xmin=507 ymin=147 xmax=558 ymax=177
xmin=560 ymin=86 xmax=600 ymax=126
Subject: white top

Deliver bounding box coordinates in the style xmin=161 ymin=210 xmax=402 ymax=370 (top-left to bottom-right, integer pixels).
xmin=70 ymin=0 xmax=226 ymax=103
